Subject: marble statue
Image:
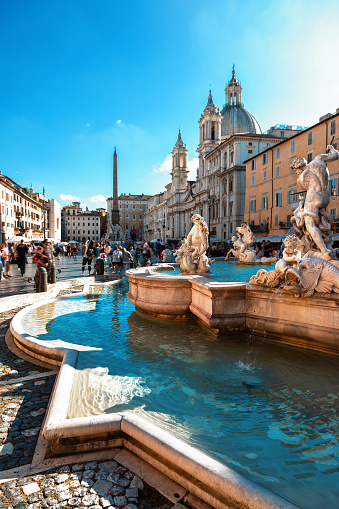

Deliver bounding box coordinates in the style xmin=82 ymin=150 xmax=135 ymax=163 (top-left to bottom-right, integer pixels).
xmin=290 ymin=144 xmax=339 ymax=259
xmin=179 ymin=214 xmax=214 ymax=274
xmin=249 ymin=145 xmax=339 ymax=297
xmin=225 ymin=223 xmax=276 ymax=264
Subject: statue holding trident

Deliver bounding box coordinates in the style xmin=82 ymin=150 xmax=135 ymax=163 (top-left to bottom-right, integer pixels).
xmin=178 ymin=214 xmax=214 ymax=274
xmin=290 ymin=144 xmax=339 ymax=259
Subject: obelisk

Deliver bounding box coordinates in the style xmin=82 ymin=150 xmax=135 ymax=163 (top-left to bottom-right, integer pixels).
xmin=111 ymin=147 xmax=120 ymax=225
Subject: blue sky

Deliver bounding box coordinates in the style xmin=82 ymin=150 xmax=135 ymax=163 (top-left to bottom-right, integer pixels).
xmin=0 ymin=0 xmax=339 ymax=210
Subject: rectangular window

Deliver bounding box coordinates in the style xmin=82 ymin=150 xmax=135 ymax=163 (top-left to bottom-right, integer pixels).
xmin=262 ymin=153 xmax=267 ymax=165
xmin=275 ymin=165 xmax=280 ymax=177
xmin=126 ymin=204 xmax=128 ymax=209
xmin=275 ymin=147 xmax=280 ymax=160
xmin=308 ymin=131 xmax=313 ymax=146
xmin=248 ymin=150 xmax=253 ymax=155
xmin=275 ymin=215 xmax=279 ymax=226
xmin=263 ymin=170 xmax=267 ymax=182
xmin=291 ymin=139 xmax=295 ymax=153
xmin=250 ymin=199 xmax=256 ymax=212
xmin=329 ymin=179 xmax=338 ymax=196
xmin=275 ymin=190 xmax=282 ymax=207
xmin=139 ymin=213 xmax=142 ymax=219
xmin=261 ymin=195 xmax=268 ymax=210
xmin=133 ymin=205 xmax=136 ymax=209
xmin=251 ymin=159 xmax=256 ymax=170
xmin=132 ymin=214 xmax=136 ymax=219
xmin=251 ymin=174 xmax=255 ymax=186
xmin=126 ymin=213 xmax=129 ymax=218
xmin=139 ymin=204 xmax=142 ymax=209
xmin=288 ymin=187 xmax=298 ymax=204
xmin=307 ymin=151 xmax=313 ymax=163
xmin=330 ymin=208 xmax=336 ymax=220
xmin=330 ymin=119 xmax=336 ymax=136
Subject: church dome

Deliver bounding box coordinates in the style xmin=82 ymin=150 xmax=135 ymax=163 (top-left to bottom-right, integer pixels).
xmin=220 ymin=67 xmax=261 ymax=137
xmin=220 ymin=103 xmax=261 ymax=137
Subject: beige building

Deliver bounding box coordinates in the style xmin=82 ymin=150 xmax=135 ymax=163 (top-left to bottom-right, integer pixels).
xmin=61 ymin=202 xmax=102 ymax=242
xmin=144 ymin=69 xmax=298 ymax=242
xmin=0 ymin=173 xmax=60 ymax=243
xmin=107 ymin=194 xmax=151 ymax=241
xmin=244 ymin=109 xmax=339 ymax=239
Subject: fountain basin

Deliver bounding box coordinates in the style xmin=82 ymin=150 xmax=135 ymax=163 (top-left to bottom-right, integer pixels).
xmin=127 ymin=268 xmax=339 ymax=354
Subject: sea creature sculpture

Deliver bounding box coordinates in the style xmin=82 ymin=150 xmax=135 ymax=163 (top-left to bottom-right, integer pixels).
xmin=225 ymin=223 xmax=276 ymax=264
xmin=285 ymin=255 xmax=339 ymax=297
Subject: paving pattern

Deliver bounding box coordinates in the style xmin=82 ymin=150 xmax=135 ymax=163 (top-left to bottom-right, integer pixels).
xmin=0 ymin=460 xmax=173 ymax=509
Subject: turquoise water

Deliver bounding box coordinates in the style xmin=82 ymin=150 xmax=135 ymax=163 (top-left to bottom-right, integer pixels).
xmin=22 ymin=263 xmax=339 ymax=509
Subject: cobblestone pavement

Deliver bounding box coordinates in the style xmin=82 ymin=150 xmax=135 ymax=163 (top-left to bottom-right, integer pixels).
xmin=0 ymin=459 xmax=174 ymax=509
xmin=0 ymin=303 xmax=183 ymax=509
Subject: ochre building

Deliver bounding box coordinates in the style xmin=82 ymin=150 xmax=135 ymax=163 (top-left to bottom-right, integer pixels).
xmin=244 ymin=110 xmax=339 ymax=239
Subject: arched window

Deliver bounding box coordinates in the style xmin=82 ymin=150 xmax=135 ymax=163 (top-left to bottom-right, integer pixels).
xmin=211 ymin=125 xmax=215 ymax=140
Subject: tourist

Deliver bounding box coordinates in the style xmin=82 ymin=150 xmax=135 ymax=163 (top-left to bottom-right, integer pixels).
xmin=129 ymin=246 xmax=136 ymax=267
xmin=111 ymin=246 xmax=123 ymax=274
xmin=81 ymin=240 xmax=96 ymax=276
xmin=1 ymin=242 xmax=11 ymax=278
xmin=55 ymin=244 xmax=62 ymax=260
xmin=161 ymin=245 xmax=171 ymax=263
xmin=121 ymin=247 xmax=133 ymax=273
xmin=104 ymin=242 xmax=111 ymax=267
xmin=147 ymin=242 xmax=153 ymax=262
xmin=42 ymin=239 xmax=55 ymax=274
xmin=264 ymin=241 xmax=273 ymax=257
xmin=15 ymin=239 xmax=29 ymax=276
xmin=153 ymin=239 xmax=161 ymax=261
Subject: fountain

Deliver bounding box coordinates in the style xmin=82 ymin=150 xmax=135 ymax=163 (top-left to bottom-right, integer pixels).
xmin=6 ymin=145 xmax=339 ymax=508
xmin=225 ymin=223 xmax=276 ymax=264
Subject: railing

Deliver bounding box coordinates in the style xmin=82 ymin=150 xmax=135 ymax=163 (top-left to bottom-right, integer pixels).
xmin=250 ymin=224 xmax=269 ymax=232
xmin=279 ymin=222 xmax=290 ymax=229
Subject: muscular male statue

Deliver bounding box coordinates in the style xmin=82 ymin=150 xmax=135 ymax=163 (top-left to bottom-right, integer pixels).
xmin=290 ymin=145 xmax=339 ymax=258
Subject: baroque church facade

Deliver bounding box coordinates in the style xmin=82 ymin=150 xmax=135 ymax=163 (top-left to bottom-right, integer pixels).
xmin=143 ymin=70 xmax=281 ymax=242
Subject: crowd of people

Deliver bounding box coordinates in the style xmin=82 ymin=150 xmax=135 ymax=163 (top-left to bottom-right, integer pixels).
xmin=5 ymin=235 xmax=339 ymax=284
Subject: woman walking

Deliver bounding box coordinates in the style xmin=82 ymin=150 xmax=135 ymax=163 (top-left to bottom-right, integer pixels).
xmin=82 ymin=240 xmax=96 ymax=276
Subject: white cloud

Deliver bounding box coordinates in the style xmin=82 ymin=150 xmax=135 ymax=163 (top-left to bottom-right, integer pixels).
xmin=59 ymin=193 xmax=79 ymax=202
xmin=152 ymin=154 xmax=199 ymax=180
xmin=88 ymin=194 xmax=106 ymax=203
xmin=152 ymin=154 xmax=172 ymax=173
xmin=85 ymin=123 xmax=90 ymax=127
xmin=116 ymin=119 xmax=122 ymax=124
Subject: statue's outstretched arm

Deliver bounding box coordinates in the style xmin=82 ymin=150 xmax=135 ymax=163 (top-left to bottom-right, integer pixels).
xmin=314 ymin=145 xmax=339 ymax=163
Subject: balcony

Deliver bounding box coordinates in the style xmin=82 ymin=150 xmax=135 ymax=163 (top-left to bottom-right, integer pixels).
xmin=251 ymin=224 xmax=269 ymax=232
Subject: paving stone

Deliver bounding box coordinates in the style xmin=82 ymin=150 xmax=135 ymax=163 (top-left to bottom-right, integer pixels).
xmin=113 ymin=496 xmax=127 ymax=508
xmin=98 ymin=461 xmax=117 ymax=472
xmin=57 ymin=491 xmax=72 ymax=502
xmin=21 ymin=429 xmax=40 ymax=438
xmin=67 ymin=498 xmax=81 ymax=507
xmin=39 ymin=480 xmax=54 ymax=489
xmin=84 ymin=462 xmax=97 ymax=470
xmin=11 ymin=496 xmax=26 ymax=505
xmin=71 ymin=464 xmax=84 ymax=472
xmin=30 ymin=409 xmax=45 ymax=418
xmin=99 ymin=495 xmax=114 ymax=508
xmin=82 ymin=471 xmax=95 ymax=480
xmin=129 ymin=476 xmax=143 ymax=490
xmin=125 ymin=488 xmax=138 ymax=500
xmin=82 ymin=494 xmax=99 ymax=507
xmin=22 ymin=484 xmax=40 ymax=497
xmin=109 ymin=487 xmax=123 ymax=497
xmin=55 ymin=475 xmax=69 ymax=485
xmin=43 ymin=489 xmax=57 ymax=498
xmin=117 ymin=479 xmax=129 ymax=489
xmin=73 ymin=488 xmax=87 ymax=498
xmin=5 ymin=487 xmax=21 ymax=498
xmin=91 ymin=482 xmax=112 ymax=497
xmin=107 ymin=474 xmax=119 ymax=483
xmin=27 ymin=493 xmax=43 ymax=504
